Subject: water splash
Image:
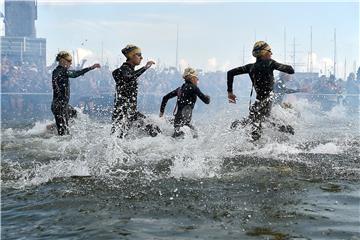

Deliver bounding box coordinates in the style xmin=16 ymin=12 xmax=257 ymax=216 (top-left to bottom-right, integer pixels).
xmin=1 ymin=101 xmax=359 ymax=188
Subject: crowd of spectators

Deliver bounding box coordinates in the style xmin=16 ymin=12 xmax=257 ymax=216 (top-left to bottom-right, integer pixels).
xmin=1 ymin=57 xmax=359 ymax=120
xmin=284 ymin=70 xmax=360 ymax=110
xmin=1 ymin=58 xmax=51 ymax=93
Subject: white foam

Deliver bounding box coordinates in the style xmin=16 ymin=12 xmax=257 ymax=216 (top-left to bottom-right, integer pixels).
xmin=2 ymin=101 xmax=358 ymax=188
xmin=24 ymin=120 xmax=54 ymax=135
xmin=326 ymin=104 xmax=347 ymax=120
xmin=309 ymin=142 xmax=342 ymax=154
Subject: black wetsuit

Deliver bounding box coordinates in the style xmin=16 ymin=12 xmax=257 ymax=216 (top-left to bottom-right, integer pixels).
xmin=112 ymin=62 xmax=160 ymax=137
xmin=227 ymin=59 xmax=294 ymax=139
xmin=51 ymin=65 xmax=92 ymax=135
xmin=160 ymin=80 xmax=210 ymax=137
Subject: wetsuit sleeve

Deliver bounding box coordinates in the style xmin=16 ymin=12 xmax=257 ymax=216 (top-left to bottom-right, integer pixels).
xmin=195 ymin=87 xmax=210 ymax=104
xmin=122 ymin=66 xmax=148 ymax=80
xmin=133 ymin=67 xmax=148 ymax=79
xmin=160 ymin=88 xmax=178 ymax=113
xmin=112 ymin=68 xmax=121 ymax=84
xmin=112 ymin=65 xmax=148 ymax=85
xmin=67 ymin=67 xmax=92 ymax=78
xmin=52 ymin=71 xmax=65 ymax=102
xmin=272 ymin=60 xmax=295 ymax=74
xmin=227 ymin=64 xmax=251 ymax=92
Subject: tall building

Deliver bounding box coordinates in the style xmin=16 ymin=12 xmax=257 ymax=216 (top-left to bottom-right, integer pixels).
xmin=1 ymin=0 xmax=46 ymax=69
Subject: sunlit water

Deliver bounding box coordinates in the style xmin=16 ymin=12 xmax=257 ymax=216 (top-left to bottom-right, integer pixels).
xmin=1 ymin=99 xmax=359 ymax=240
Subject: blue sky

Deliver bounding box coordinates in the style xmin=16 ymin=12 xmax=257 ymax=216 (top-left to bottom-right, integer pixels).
xmin=1 ymin=0 xmax=359 ymax=78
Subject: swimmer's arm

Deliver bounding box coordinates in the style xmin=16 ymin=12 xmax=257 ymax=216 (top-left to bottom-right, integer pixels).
xmin=227 ymin=64 xmax=251 ymax=93
xmin=195 ymin=87 xmax=210 ymax=104
xmin=67 ymin=67 xmax=92 ymax=78
xmin=112 ymin=68 xmax=121 ymax=84
xmin=115 ymin=65 xmax=147 ymax=82
xmin=160 ymin=88 xmax=179 ymax=114
xmin=132 ymin=67 xmax=148 ymax=79
xmin=272 ymin=60 xmax=295 ymax=74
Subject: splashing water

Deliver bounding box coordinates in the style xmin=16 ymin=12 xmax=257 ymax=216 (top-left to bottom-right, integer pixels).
xmin=1 ymin=101 xmax=360 ymax=240
xmin=1 ymin=101 xmax=359 ymax=189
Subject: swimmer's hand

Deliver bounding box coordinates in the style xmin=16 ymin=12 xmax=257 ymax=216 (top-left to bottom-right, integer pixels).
xmin=91 ymin=63 xmax=101 ymax=69
xmin=145 ymin=61 xmax=155 ymax=69
xmin=228 ymin=92 xmax=237 ymax=104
